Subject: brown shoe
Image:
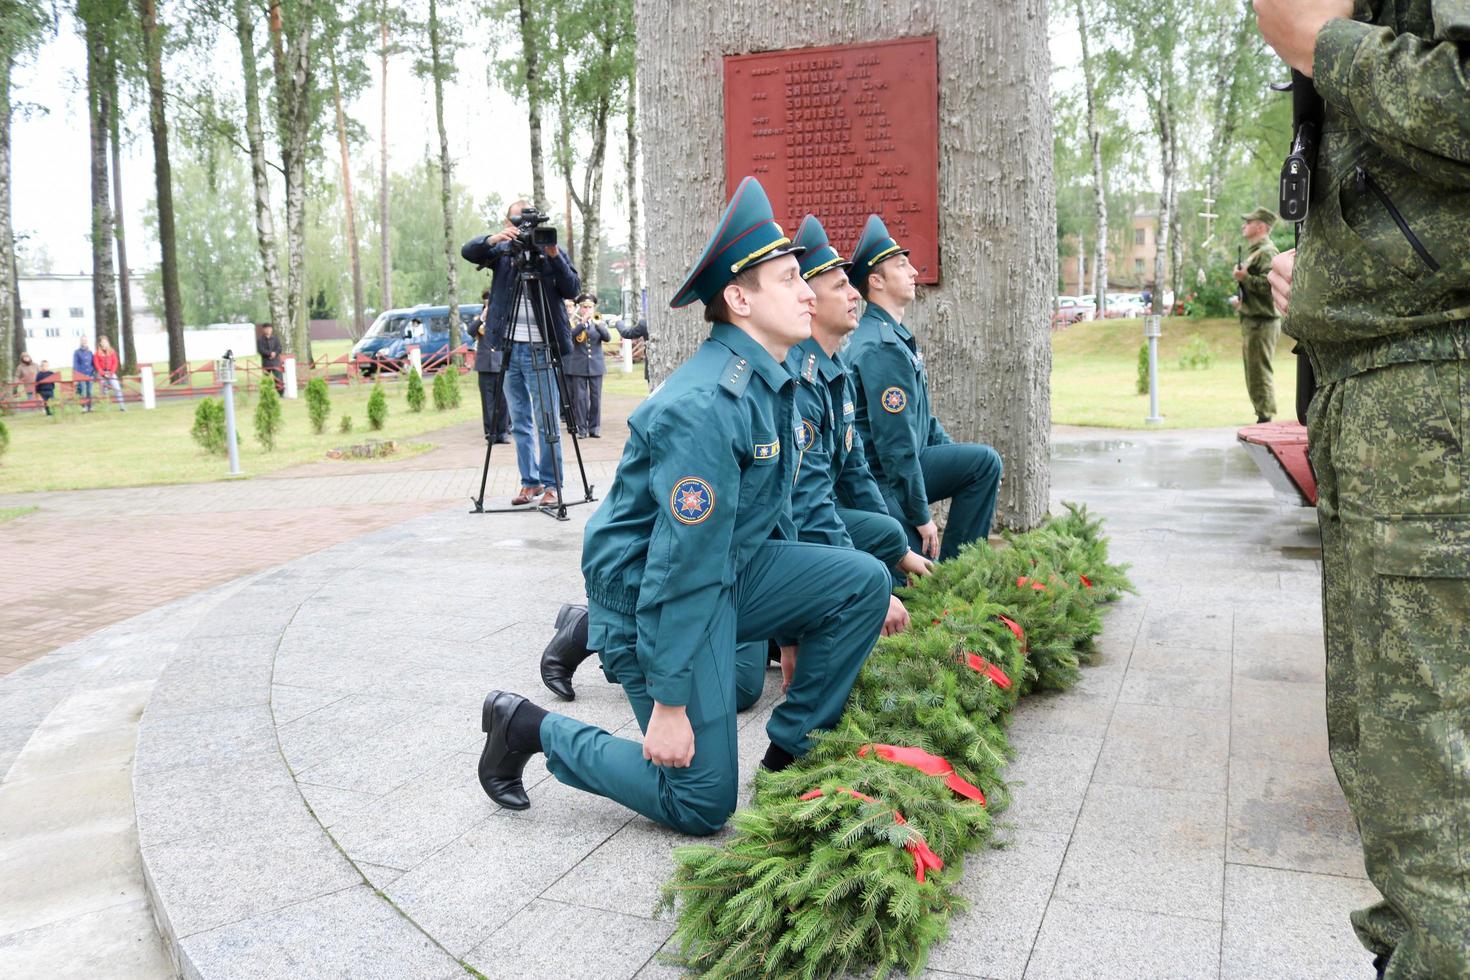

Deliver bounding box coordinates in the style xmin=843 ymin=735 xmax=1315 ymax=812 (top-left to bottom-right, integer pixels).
xmin=512 ymin=485 xmax=543 ymax=506
xmin=539 ymin=489 xmax=559 ymax=507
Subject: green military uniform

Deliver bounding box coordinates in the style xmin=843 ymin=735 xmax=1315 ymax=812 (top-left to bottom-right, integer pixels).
xmin=1238 ymin=207 xmax=1282 ymax=420
xmin=844 ymin=215 xmax=1003 ymax=561
xmin=1289 ymin=3 xmax=1470 ymax=975
xmin=787 ymin=215 xmax=909 ymax=574
xmin=541 ymin=178 xmax=890 ymax=836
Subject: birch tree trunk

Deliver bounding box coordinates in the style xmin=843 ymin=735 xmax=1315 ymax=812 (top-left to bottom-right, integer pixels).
xmin=428 ymin=0 xmax=459 ymax=349
xmin=85 ymin=18 xmax=119 ymax=348
xmin=378 ymin=6 xmax=391 ymax=311
xmin=1204 ymin=5 xmax=1257 ymax=219
xmin=107 ymin=58 xmax=136 ymax=373
xmin=0 ymin=53 xmax=14 ymax=384
xmin=234 ymin=0 xmax=288 ymax=343
xmin=329 ymin=48 xmax=366 ymax=340
xmin=1151 ymin=72 xmax=1173 ymax=317
xmin=137 ymin=0 xmax=185 ymax=373
xmin=635 ymin=0 xmax=1054 ymax=528
xmin=517 ymin=0 xmax=546 ymax=207
xmin=270 ymin=0 xmax=313 ymax=367
xmin=1074 ymin=0 xmax=1107 ymax=315
xmin=625 ymin=68 xmax=643 ymax=320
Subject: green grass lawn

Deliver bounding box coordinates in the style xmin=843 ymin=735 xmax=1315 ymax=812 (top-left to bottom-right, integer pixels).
xmin=0 ymin=374 xmax=487 ymax=494
xmin=1051 ymin=316 xmax=1295 ymax=429
xmin=0 ymin=505 xmax=37 ymax=524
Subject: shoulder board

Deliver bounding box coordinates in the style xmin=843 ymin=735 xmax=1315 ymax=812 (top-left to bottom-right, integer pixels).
xmin=719 ymin=354 xmax=754 ymax=398
xmin=801 ymin=352 xmax=818 ymax=384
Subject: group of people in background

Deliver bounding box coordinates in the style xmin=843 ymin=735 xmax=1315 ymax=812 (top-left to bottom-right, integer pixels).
xmin=10 ymin=335 xmax=126 ymax=415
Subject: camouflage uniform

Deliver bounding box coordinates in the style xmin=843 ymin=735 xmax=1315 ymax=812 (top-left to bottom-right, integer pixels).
xmin=1289 ymin=2 xmax=1470 ymax=975
xmin=1238 ymin=218 xmax=1280 ymax=419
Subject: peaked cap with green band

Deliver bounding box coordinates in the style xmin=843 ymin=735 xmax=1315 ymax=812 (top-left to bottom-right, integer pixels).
xmin=670 ymin=176 xmax=805 ymax=308
xmin=793 ymin=214 xmax=851 ymax=281
xmin=847 ymin=214 xmax=909 ymax=288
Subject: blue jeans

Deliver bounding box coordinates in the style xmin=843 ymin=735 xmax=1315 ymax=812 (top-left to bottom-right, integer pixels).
xmin=504 ymin=343 xmax=564 ymax=489
xmin=76 ymin=379 xmax=93 ymax=405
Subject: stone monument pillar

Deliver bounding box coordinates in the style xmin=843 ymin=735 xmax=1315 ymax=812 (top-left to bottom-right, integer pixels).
xmin=636 ymin=1 xmax=1055 ymax=529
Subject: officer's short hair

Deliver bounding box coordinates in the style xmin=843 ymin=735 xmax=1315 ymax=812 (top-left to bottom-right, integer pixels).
xmin=704 ymin=266 xmax=763 ymax=324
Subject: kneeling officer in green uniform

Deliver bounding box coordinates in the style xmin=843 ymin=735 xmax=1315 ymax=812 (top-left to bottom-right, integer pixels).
xmin=787 ymin=214 xmax=932 ymax=596
xmin=478 ymin=178 xmax=891 ymax=836
xmin=844 ymin=215 xmax=1004 ymax=560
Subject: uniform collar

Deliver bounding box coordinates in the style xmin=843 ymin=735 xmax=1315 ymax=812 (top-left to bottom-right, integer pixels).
xmin=792 ymin=336 xmax=846 ymax=384
xmin=862 ymin=303 xmax=914 ymax=345
xmin=710 ymin=322 xmax=794 ymax=390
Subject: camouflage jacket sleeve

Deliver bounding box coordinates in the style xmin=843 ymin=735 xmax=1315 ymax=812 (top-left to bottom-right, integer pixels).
xmin=1314 ymin=12 xmax=1470 ymax=185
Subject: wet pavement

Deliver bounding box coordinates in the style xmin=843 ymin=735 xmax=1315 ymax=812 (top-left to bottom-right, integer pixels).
xmin=0 ymin=426 xmax=1375 ymax=979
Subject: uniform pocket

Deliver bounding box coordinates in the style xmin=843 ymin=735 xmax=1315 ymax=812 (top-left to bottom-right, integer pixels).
xmin=1372 ymin=515 xmax=1470 ymax=578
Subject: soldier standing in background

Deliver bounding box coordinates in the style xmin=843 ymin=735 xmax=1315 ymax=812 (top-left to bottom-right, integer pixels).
xmin=1257 ymin=0 xmax=1470 ymax=976
xmin=565 ymin=293 xmax=609 ymax=437
xmin=1233 ymin=207 xmax=1281 ymax=423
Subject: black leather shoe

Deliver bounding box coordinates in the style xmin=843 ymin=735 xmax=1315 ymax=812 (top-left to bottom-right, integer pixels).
xmin=540 ymin=604 xmax=594 ymax=701
xmin=478 ymin=691 xmax=532 ymax=810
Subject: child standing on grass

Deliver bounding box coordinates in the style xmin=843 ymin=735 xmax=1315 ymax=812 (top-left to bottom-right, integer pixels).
xmin=72 ymin=336 xmax=96 ymax=412
xmin=34 ymin=361 xmax=56 ymax=416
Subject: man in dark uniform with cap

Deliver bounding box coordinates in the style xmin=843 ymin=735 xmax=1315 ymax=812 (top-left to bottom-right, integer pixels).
xmin=564 ymin=292 xmax=610 ymax=436
xmin=1233 ymin=206 xmax=1282 ymax=423
xmin=478 ymin=178 xmax=890 ymax=836
xmin=844 ymin=214 xmax=1004 ymax=561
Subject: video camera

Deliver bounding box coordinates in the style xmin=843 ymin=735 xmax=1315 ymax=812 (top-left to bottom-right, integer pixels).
xmin=460 ymin=205 xmax=558 ymax=269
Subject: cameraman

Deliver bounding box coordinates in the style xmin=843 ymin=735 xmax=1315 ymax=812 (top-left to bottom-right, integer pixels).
xmin=1257 ymin=1 xmax=1470 ymax=976
xmin=464 ymin=200 xmax=580 ymax=507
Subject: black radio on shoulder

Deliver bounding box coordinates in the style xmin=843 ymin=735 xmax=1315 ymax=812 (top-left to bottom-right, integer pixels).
xmin=1278 ymin=70 xmax=1322 ymax=225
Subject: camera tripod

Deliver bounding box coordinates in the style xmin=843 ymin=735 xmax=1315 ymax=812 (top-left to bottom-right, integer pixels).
xmin=470 ymin=250 xmax=595 ymax=521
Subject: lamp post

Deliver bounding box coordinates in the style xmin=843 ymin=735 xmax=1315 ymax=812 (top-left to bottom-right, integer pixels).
xmin=218 ymin=350 xmax=242 ymax=476
xmin=1143 ymin=315 xmax=1163 ymax=425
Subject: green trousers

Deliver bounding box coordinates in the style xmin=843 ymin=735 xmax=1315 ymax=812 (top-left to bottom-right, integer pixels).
xmin=542 ymin=539 xmax=889 ymax=836
xmin=1310 ymin=358 xmax=1470 ymax=978
xmin=882 ymin=443 xmax=1003 ymax=561
xmin=839 ymin=507 xmax=910 ymax=571
xmin=1241 ymin=315 xmax=1280 ymax=418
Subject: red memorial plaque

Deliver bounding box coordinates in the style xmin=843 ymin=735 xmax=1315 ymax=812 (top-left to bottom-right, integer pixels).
xmin=724 ymin=36 xmax=940 ymax=283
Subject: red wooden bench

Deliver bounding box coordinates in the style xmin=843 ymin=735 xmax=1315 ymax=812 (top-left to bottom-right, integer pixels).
xmin=1237 ymin=421 xmax=1317 ymax=507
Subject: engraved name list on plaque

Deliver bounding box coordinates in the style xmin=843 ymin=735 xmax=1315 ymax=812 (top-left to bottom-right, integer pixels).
xmin=723 ymin=36 xmax=941 ymax=284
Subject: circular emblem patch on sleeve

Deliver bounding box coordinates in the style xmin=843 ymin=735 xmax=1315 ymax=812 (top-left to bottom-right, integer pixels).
xmin=881 ymin=386 xmax=908 ymax=413
xmin=845 ymin=424 xmax=854 ymax=452
xmin=797 ymin=419 xmax=818 ymax=452
xmin=670 ymin=477 xmax=715 ymax=525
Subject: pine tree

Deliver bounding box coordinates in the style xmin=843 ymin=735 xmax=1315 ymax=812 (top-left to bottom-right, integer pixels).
xmin=405 ymin=367 xmax=425 ymax=412
xmin=306 ymin=376 xmax=330 ymax=433
xmin=367 ymin=382 xmax=388 ymax=430
xmin=254 ymin=379 xmax=283 ymax=449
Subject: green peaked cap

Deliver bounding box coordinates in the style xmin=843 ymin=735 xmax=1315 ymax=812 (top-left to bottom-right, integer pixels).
xmin=1240 ymin=206 xmax=1279 ymax=227
xmin=846 ymin=214 xmax=909 ymax=287
xmin=671 ymin=176 xmax=805 ymax=308
xmin=793 ymin=214 xmax=851 ymax=281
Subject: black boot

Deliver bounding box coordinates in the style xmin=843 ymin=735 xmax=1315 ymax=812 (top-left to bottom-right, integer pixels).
xmin=478 ymin=691 xmax=538 ymax=809
xmin=540 ymin=604 xmax=594 ymax=701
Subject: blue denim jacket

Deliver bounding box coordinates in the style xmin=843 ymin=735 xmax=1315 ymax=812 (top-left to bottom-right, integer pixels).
xmin=463 ymin=239 xmax=579 ymax=372
xmin=72 ymin=348 xmax=95 ymax=378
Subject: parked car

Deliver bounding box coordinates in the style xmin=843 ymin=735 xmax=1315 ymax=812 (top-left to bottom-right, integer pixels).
xmin=1054 ymin=295 xmax=1097 ymax=326
xmin=1103 ymin=293 xmax=1148 ymax=318
xmin=352 ymin=304 xmax=479 ymax=374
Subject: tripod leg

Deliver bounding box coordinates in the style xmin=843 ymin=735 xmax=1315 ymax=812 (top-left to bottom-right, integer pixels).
xmin=471 ymin=366 xmax=507 ymax=512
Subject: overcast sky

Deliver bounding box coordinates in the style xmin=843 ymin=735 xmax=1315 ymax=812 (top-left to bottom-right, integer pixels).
xmin=10 ymin=19 xmax=634 ymax=276
xmin=13 ymin=20 xmax=1078 ymax=277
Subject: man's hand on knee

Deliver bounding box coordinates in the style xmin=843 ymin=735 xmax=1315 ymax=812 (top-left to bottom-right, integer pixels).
xmin=882 ymin=596 xmax=910 ymax=636
xmin=644 ymin=703 xmax=695 ymax=767
xmin=916 ymin=521 xmax=940 ymax=559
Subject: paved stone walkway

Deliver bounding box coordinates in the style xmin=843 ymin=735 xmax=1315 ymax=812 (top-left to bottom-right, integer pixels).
xmin=0 ymin=395 xmax=637 ymax=675
xmin=0 ymin=426 xmax=1377 ymax=979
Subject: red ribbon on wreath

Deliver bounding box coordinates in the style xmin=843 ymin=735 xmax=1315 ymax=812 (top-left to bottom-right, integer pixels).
xmin=1016 ymin=576 xmax=1047 ymax=591
xmin=1080 ymin=574 xmax=1094 ymax=589
xmin=857 ymin=744 xmax=987 ymax=804
xmin=798 ymin=787 xmax=946 ymax=883
xmin=996 ymin=615 xmax=1025 ymax=645
xmin=963 ymin=652 xmax=1014 ymax=691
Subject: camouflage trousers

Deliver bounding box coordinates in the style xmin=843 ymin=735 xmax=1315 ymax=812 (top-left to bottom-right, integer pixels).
xmin=1309 ymin=358 xmax=1470 ymax=979
xmin=1241 ymin=315 xmax=1280 ymax=418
